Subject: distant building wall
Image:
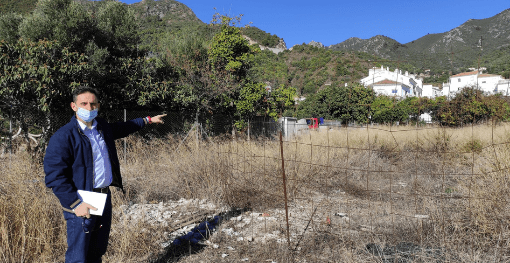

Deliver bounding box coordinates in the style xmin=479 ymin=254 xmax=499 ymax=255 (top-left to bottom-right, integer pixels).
xmin=443 ymin=71 xmax=506 ymax=97
xmin=361 ymin=65 xmax=423 ymax=98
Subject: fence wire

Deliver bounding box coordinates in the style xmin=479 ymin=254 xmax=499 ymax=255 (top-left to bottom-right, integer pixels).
xmin=213 ymin=121 xmax=510 ymax=262
xmin=2 ymin=108 xmax=510 ymax=261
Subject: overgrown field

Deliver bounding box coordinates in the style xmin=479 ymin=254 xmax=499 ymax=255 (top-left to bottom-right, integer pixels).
xmin=1 ymin=123 xmax=510 ymax=262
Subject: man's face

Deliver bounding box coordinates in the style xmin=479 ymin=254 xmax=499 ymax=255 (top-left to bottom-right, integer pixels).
xmin=70 ymin=92 xmax=100 ymax=121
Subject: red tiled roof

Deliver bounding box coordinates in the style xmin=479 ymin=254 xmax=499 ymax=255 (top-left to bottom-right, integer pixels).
xmin=451 ymin=71 xmax=478 ymax=77
xmin=479 ymin=74 xmax=500 ymax=78
xmin=373 ymin=79 xmax=401 ymax=85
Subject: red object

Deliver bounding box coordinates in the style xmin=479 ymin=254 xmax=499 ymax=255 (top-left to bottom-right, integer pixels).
xmin=147 ymin=116 xmax=152 ymax=124
xmin=308 ymin=118 xmax=318 ymax=129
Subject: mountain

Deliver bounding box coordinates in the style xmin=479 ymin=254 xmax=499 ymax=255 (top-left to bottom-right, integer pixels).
xmin=129 ymin=0 xmax=202 ymax=26
xmin=329 ymin=9 xmax=510 ymax=75
xmin=2 ymin=0 xmax=508 ymax=88
xmin=329 ymin=35 xmax=404 ymax=58
xmin=0 ymin=0 xmax=283 ymax=50
xmin=0 ymin=0 xmax=201 ymax=24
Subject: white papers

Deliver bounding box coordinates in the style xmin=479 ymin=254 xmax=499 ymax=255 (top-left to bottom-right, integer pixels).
xmin=77 ymin=190 xmax=107 ymax=216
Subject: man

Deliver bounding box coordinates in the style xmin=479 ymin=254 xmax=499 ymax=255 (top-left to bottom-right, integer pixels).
xmin=44 ymin=86 xmax=166 ymax=263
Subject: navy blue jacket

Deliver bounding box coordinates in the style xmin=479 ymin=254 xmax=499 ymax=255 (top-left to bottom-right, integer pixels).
xmin=44 ymin=115 xmax=146 ymax=213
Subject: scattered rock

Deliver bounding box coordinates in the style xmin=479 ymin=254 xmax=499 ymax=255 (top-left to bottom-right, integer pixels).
xmin=366 ymin=243 xmax=383 ymax=256
xmin=308 ymin=40 xmax=325 ymax=48
xmin=334 ymin=212 xmax=347 ymax=217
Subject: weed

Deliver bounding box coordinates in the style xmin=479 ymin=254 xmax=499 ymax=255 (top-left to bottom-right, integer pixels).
xmin=2 ymin=123 xmax=510 ymax=261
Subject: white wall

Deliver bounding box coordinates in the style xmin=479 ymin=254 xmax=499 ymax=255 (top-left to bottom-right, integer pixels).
xmin=496 ymin=80 xmax=510 ymax=95
xmin=372 ymin=84 xmax=400 ymax=96
xmin=447 ymin=72 xmax=504 ymax=96
xmin=361 ymin=66 xmax=423 ymax=97
xmin=478 ymin=75 xmax=503 ymax=94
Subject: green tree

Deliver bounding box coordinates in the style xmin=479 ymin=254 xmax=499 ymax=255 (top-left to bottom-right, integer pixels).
xmin=249 ymin=49 xmax=289 ymax=89
xmin=0 ymin=13 xmax=23 ymax=43
xmin=160 ymin=13 xmax=291 ymax=129
xmin=347 ymin=85 xmax=375 ymax=124
xmin=94 ymin=0 xmax=140 ymax=56
xmin=159 ymin=23 xmax=215 ymax=113
xmin=267 ymin=84 xmax=297 ymax=119
xmin=208 ymin=14 xmax=254 ymax=80
xmin=19 ymin=0 xmax=94 ymax=53
xmin=297 ymin=84 xmax=374 ymax=124
xmin=84 ymin=0 xmax=152 ymax=109
xmin=371 ymin=96 xmax=400 ymax=124
xmin=0 ymin=0 xmax=172 ymax=143
xmin=0 ymin=39 xmax=87 ymax=151
xmin=436 ymin=87 xmax=510 ymax=125
xmin=16 ymin=0 xmax=161 ymax=110
xmin=208 ymin=13 xmax=293 ymax=127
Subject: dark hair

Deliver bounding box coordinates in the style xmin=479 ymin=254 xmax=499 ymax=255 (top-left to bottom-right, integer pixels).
xmin=72 ymin=86 xmax=100 ymax=103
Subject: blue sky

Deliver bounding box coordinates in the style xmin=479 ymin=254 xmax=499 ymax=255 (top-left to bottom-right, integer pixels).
xmin=119 ymin=0 xmax=509 ymax=48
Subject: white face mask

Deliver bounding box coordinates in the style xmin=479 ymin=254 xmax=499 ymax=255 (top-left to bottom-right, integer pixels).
xmin=77 ymin=107 xmax=98 ymax=122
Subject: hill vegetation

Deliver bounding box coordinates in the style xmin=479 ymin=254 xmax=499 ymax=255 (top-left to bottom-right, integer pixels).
xmin=0 ymin=0 xmax=36 ymax=14
xmin=241 ymin=26 xmax=281 ymax=48
xmin=330 ymin=9 xmax=510 ymax=82
xmin=0 ymin=0 xmax=297 ymax=147
xmin=1 ymin=0 xmax=509 ymax=128
xmin=1 ymin=3 xmax=510 ymax=261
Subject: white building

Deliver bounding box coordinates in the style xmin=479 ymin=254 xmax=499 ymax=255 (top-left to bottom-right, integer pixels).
xmin=495 ymin=79 xmax=510 ymax=95
xmin=442 ymin=71 xmax=508 ymax=98
xmin=422 ymin=84 xmax=442 ymax=98
xmin=361 ymin=66 xmax=423 ymax=97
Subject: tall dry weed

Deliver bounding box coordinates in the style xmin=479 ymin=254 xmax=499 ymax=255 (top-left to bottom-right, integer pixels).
xmin=0 ymin=152 xmax=66 ymax=263
xmin=462 ymin=142 xmax=510 ymax=235
xmin=3 ymin=122 xmax=510 ymax=262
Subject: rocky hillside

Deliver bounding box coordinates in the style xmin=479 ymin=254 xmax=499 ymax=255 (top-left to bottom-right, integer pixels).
xmin=129 ymin=0 xmax=202 ymax=26
xmin=244 ymin=35 xmax=287 ymax=54
xmin=2 ymin=0 xmax=508 ymax=88
xmin=0 ymin=0 xmax=282 ymax=50
xmin=329 ymin=9 xmax=510 ymax=75
xmin=329 ymin=35 xmax=404 ymax=58
xmin=0 ymin=0 xmax=202 ymax=25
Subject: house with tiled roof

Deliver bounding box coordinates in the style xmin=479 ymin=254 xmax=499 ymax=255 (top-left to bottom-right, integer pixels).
xmin=366 ymin=79 xmax=411 ymax=97
xmin=442 ymin=70 xmax=509 ymax=98
xmin=360 ymin=65 xmax=423 ymax=98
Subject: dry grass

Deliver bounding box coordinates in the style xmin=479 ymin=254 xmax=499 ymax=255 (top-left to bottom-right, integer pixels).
xmin=2 ymin=123 xmax=510 ymax=262
xmin=0 ymin=152 xmax=66 ymax=262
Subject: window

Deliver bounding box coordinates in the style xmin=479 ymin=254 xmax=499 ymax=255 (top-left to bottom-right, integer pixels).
xmin=458 ymin=78 xmax=461 ymax=82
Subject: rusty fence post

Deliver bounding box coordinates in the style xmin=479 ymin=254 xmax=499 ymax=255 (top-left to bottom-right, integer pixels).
xmin=279 ymin=131 xmax=291 ymax=247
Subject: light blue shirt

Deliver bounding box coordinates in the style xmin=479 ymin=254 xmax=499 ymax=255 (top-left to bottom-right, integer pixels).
xmin=77 ymin=119 xmax=112 ymax=189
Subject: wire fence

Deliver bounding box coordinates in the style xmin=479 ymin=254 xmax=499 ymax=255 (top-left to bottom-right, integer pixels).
xmin=0 ymin=107 xmax=439 ymax=156
xmin=2 ymin=108 xmax=510 ymax=261
xmin=208 ymin=121 xmax=510 ymax=262
xmin=0 ymin=108 xmax=279 ymax=156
